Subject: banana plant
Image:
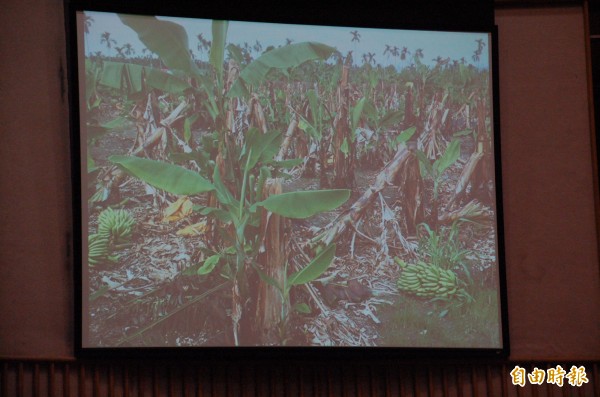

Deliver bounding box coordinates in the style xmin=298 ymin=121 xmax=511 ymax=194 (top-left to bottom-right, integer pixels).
xmin=415 ymin=139 xmax=461 ymax=225
xmin=111 ymin=16 xmax=337 ymax=153
xmin=119 ymin=15 xmax=336 ymax=180
xmin=359 ymin=99 xmax=405 ymax=163
xmin=227 ymin=42 xmax=336 ymax=98
xmin=418 ymin=220 xmax=472 ymax=281
xmin=295 ymin=87 xmax=337 ymax=182
xmin=253 ymin=243 xmax=337 ymax=342
xmin=109 ymin=135 xmax=350 ymax=345
xmin=416 ymin=139 xmax=460 ymax=202
xmin=95 ymin=15 xmax=345 ymax=345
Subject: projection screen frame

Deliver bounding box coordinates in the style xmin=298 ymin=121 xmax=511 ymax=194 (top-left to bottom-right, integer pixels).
xmin=65 ymin=0 xmax=509 ymax=359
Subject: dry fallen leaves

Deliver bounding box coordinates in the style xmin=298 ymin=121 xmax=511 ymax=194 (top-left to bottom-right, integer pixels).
xmin=176 ymin=220 xmax=209 ymax=236
xmin=163 ymin=196 xmax=193 ymax=223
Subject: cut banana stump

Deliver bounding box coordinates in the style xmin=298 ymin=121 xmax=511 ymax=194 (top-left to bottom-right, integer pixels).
xmin=395 ymin=258 xmax=472 ymax=302
xmin=88 ymin=208 xmax=135 ymax=266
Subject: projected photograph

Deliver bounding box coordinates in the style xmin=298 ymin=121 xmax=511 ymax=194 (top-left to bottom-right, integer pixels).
xmin=78 ymin=10 xmax=503 ymax=348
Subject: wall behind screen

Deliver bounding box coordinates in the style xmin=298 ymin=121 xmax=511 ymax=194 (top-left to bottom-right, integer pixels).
xmin=0 ymin=1 xmax=598 ymax=360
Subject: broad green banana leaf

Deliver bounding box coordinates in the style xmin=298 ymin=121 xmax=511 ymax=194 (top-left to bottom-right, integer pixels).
xmin=100 ymin=62 xmax=143 ymax=94
xmin=145 ymin=67 xmax=191 ymax=93
xmin=415 ymin=149 xmax=434 ymax=179
xmin=257 ymin=189 xmax=350 ymax=219
xmin=110 ymin=155 xmax=214 ymax=195
xmin=288 ymin=243 xmax=336 ymax=286
xmin=209 ymin=20 xmax=228 ymax=86
xmin=87 ymin=116 xmax=128 ymax=141
xmin=242 ymin=128 xmax=281 ymax=170
xmin=351 ymin=97 xmax=367 ymax=132
xmin=378 ymin=109 xmax=404 ymax=128
xmin=183 ymin=114 xmax=199 ymax=143
xmin=228 ymin=42 xmax=336 ymax=97
xmin=119 ymin=15 xmax=200 ymax=76
xmin=395 ymin=126 xmax=417 ymax=145
xmin=212 ymin=165 xmax=236 ymax=208
xmin=99 ymin=60 xmax=124 ymax=89
xmin=196 ymin=255 xmax=221 ymax=275
xmin=124 ymin=63 xmax=144 ymax=94
xmin=85 ymin=60 xmax=100 ymax=106
xmin=435 ymin=139 xmax=461 ymax=174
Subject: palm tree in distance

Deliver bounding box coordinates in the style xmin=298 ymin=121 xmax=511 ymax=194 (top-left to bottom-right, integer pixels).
xmin=400 ymin=47 xmax=410 ymax=61
xmin=196 ymin=33 xmax=211 ymax=60
xmin=83 ymin=15 xmax=94 ymax=55
xmin=253 ymin=40 xmax=263 ymax=56
xmin=476 ymin=38 xmax=485 ymax=52
xmin=122 ymin=43 xmax=135 ymax=57
xmin=384 ymin=44 xmax=391 ymax=57
xmin=414 ymin=48 xmax=424 ymax=63
xmin=142 ymin=48 xmax=158 ymax=68
xmin=390 ymin=46 xmax=400 ymax=68
xmin=399 ymin=46 xmax=409 ymax=69
xmin=433 ymin=56 xmax=450 ymax=69
xmin=114 ymin=46 xmax=125 ymax=59
xmin=362 ymin=52 xmax=375 ymax=66
xmin=100 ymin=32 xmax=117 ymax=56
xmin=472 ymin=38 xmax=485 ymax=67
xmin=240 ymin=42 xmax=253 ymax=64
xmin=84 ymin=15 xmax=94 ymax=34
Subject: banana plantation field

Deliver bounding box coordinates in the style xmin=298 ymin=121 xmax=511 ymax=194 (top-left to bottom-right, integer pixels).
xmin=81 ymin=11 xmax=502 ymax=348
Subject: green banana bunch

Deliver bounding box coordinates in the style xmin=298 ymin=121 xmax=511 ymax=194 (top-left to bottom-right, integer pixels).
xmin=88 ymin=208 xmax=135 ymax=266
xmin=97 ymin=208 xmax=135 ymax=244
xmin=395 ymin=258 xmax=469 ymax=301
xmin=88 ymin=232 xmax=109 ymax=266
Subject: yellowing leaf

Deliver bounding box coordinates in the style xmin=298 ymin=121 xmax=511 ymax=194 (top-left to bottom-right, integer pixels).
xmin=163 ymin=196 xmax=193 ymax=222
xmin=176 ymin=220 xmax=209 ymax=236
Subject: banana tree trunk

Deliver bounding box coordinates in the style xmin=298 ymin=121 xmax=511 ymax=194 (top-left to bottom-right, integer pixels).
xmin=249 ymin=93 xmax=268 ymax=134
xmin=447 ymin=96 xmax=492 ymax=208
xmin=474 ymin=96 xmax=493 ymax=195
xmin=255 ymin=179 xmax=288 ymax=344
xmin=395 ymin=146 xmax=424 ymax=236
xmin=319 ymin=132 xmax=331 ymax=188
xmin=447 ymin=151 xmax=483 ymax=209
xmin=276 ymin=117 xmax=298 ymax=161
xmin=418 ymin=90 xmax=448 ymax=159
xmin=332 ymin=63 xmax=355 ymax=188
xmin=317 ymin=144 xmax=411 ymax=246
xmin=404 ymin=85 xmax=417 ymax=128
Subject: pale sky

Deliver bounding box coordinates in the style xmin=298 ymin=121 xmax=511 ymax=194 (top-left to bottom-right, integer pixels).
xmin=81 ymin=10 xmax=490 ymax=69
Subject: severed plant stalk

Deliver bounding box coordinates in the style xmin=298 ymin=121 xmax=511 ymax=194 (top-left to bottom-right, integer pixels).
xmin=254 ymin=243 xmax=337 ymax=344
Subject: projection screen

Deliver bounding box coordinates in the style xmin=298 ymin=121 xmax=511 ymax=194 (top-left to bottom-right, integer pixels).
xmin=70 ymin=6 xmax=507 ymax=354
